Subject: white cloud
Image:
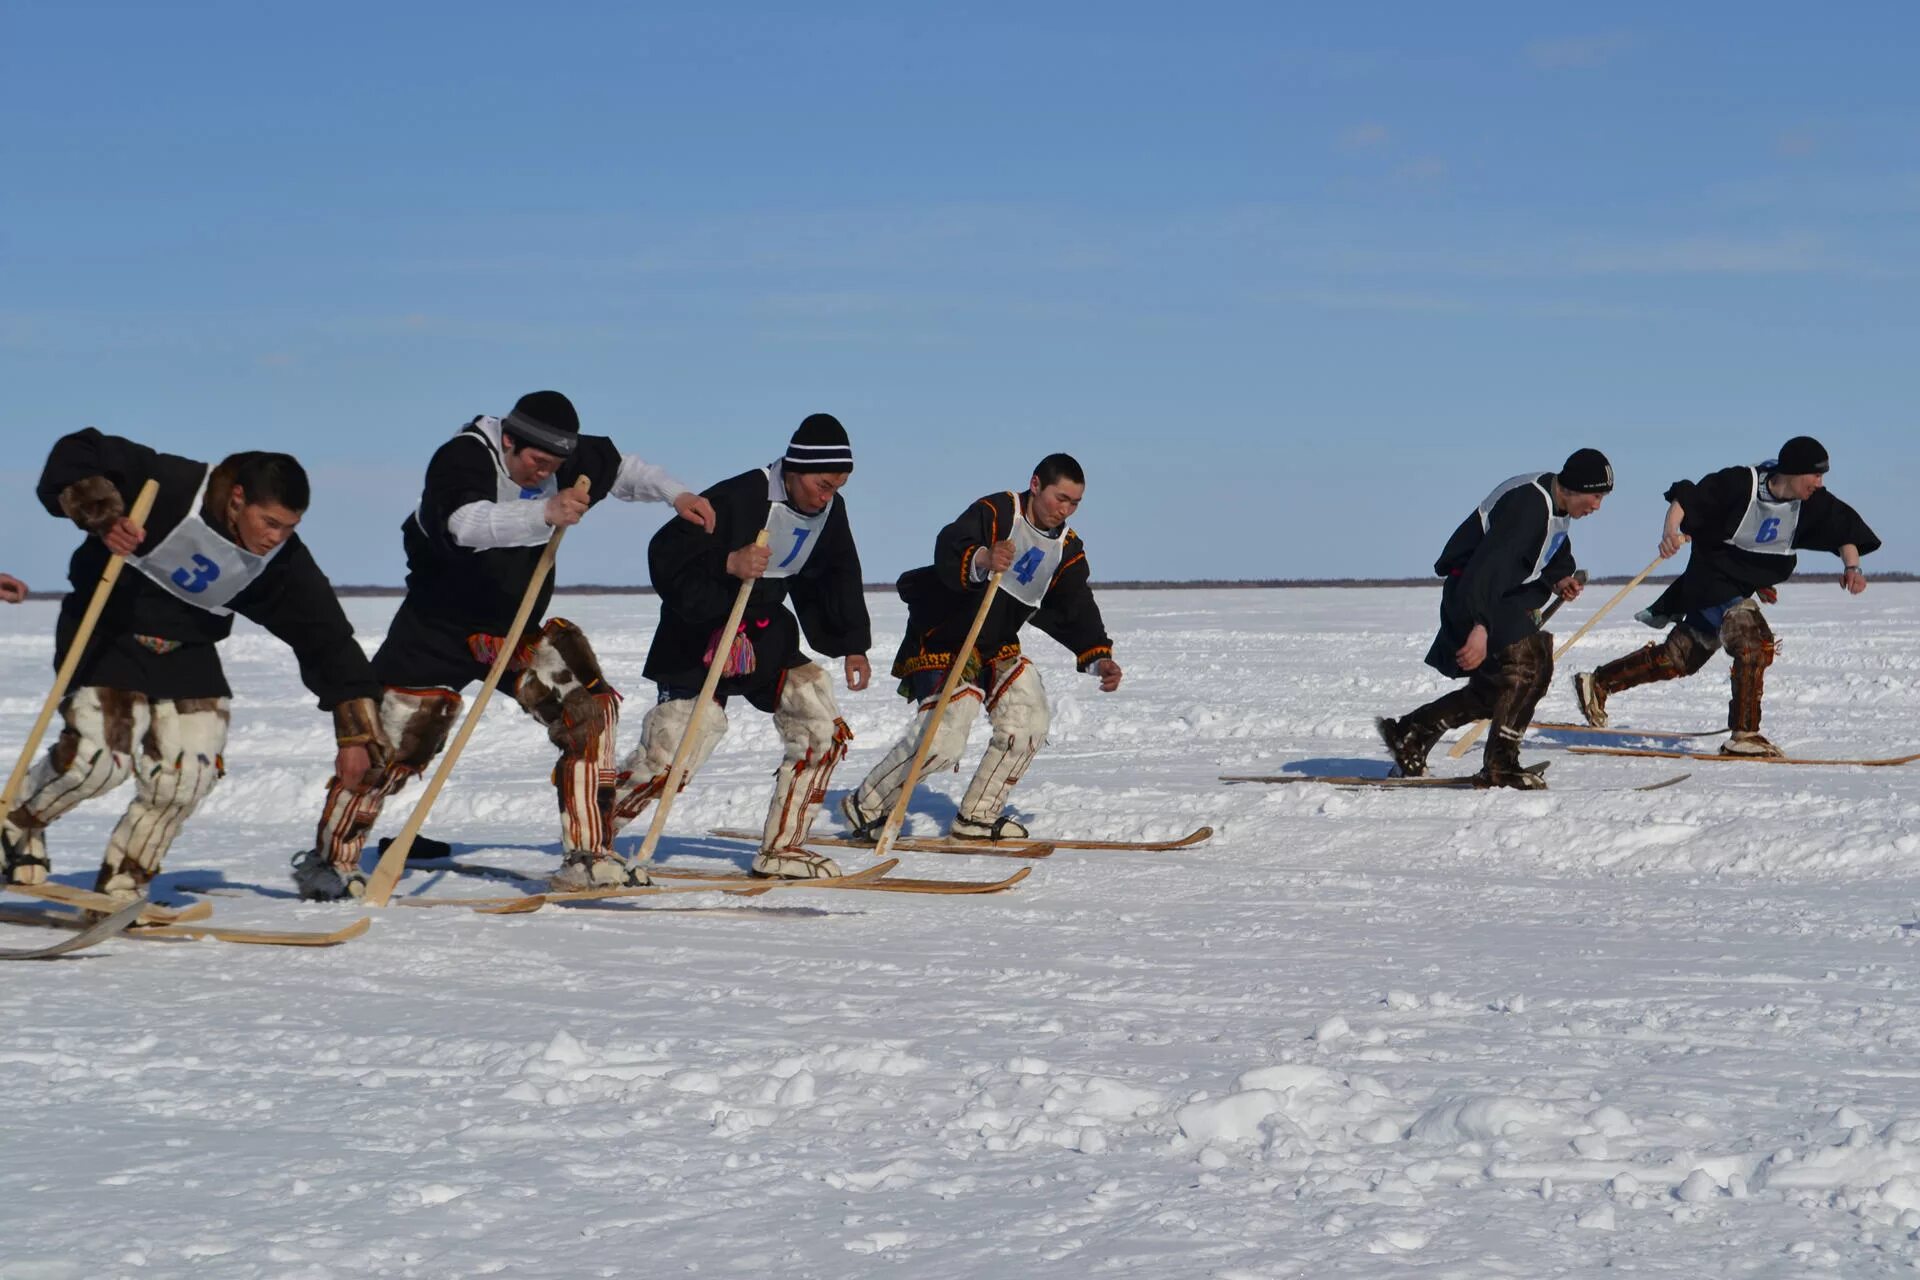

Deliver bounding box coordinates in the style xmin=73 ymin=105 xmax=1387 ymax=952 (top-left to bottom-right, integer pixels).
xmin=1775 ymin=129 xmax=1819 ymax=159
xmin=1525 ymin=33 xmax=1634 ymax=70
xmin=1340 ymin=122 xmax=1391 ymax=150
xmin=1564 ymin=233 xmax=1831 ymax=275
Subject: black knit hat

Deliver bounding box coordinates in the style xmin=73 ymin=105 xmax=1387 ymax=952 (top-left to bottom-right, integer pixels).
xmin=501 ymin=390 xmax=579 ymax=457
xmin=1776 ymin=435 xmax=1829 ymax=476
xmin=1558 ymin=447 xmax=1615 ymax=494
xmin=783 ymin=413 xmax=854 ymax=474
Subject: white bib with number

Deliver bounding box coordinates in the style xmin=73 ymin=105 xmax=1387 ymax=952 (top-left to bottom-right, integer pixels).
xmin=762 ymin=465 xmax=834 ymax=579
xmin=1725 ymin=465 xmax=1800 ymax=556
xmin=129 ymin=466 xmax=285 ymax=615
xmin=480 ymin=417 xmax=561 ymax=547
xmin=1476 ymin=473 xmax=1569 ymax=585
xmin=1001 ymin=497 xmax=1067 ymax=607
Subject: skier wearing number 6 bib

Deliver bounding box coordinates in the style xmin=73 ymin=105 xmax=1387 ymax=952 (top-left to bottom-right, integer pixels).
xmin=608 ymin=414 xmax=873 ymax=879
xmin=1377 ymin=449 xmax=1614 ymax=787
xmin=841 ymin=453 xmax=1122 ymax=843
xmin=1573 ymin=437 xmax=1879 ymax=757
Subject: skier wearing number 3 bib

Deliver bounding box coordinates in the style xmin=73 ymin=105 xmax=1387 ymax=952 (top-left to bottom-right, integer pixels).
xmin=841 ymin=453 xmax=1121 ymax=843
xmin=609 ymin=414 xmax=872 ymax=879
xmin=1574 ymin=437 xmax=1878 ymax=756
xmin=6 ymin=430 xmax=383 ymax=899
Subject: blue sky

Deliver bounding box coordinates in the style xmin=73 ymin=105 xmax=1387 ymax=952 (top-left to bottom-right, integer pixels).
xmin=5 ymin=2 xmax=1916 ymax=586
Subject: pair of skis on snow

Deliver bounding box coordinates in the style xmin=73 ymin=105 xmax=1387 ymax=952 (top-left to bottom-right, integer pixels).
xmin=0 ymin=882 xmax=371 ymax=956
xmin=0 ymin=825 xmax=1217 ymax=950
xmin=1222 ymin=721 xmax=1920 ymax=789
xmin=392 ymin=825 xmax=1215 ymax=912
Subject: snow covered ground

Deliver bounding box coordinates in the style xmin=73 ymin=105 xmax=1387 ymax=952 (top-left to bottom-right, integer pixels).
xmin=7 ymin=583 xmax=1920 ymax=1278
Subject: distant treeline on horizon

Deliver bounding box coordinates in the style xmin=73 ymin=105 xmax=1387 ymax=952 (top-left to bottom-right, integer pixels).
xmin=322 ymin=572 xmax=1919 ymax=597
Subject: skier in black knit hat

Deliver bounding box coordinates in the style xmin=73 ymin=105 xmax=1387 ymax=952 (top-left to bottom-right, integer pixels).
xmin=1377 ymin=448 xmax=1614 ymax=787
xmin=297 ymin=390 xmax=715 ymax=899
xmin=609 ymin=413 xmax=872 ymax=879
xmin=1574 ymin=436 xmax=1879 ymax=756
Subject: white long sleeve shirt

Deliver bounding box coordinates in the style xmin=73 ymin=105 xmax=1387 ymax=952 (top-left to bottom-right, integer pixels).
xmin=447 ymin=451 xmax=692 ymax=551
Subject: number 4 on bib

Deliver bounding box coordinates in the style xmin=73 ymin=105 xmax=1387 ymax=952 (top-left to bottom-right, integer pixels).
xmin=1011 ymin=547 xmax=1046 ymax=586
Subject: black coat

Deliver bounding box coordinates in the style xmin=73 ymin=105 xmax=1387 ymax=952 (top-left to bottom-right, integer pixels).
xmin=373 ymin=420 xmax=631 ymax=689
xmin=892 ymin=491 xmax=1113 ymax=684
xmin=1424 ymin=476 xmax=1575 ymax=679
xmin=644 ymin=466 xmax=869 ymax=706
xmin=1642 ymin=464 xmax=1880 ymax=625
xmin=36 ymin=428 xmax=378 ymax=709
xmin=395 ymin=420 xmax=626 ymax=638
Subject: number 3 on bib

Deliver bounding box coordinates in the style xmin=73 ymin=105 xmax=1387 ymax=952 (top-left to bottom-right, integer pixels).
xmin=170 ymin=553 xmax=222 ymax=594
xmin=1011 ymin=547 xmax=1046 ymax=586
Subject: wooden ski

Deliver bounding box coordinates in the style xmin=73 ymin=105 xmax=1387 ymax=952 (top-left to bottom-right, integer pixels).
xmin=1568 ymin=746 xmax=1920 ymax=766
xmin=135 ymin=916 xmax=373 ymax=946
xmin=0 ymin=905 xmax=371 ymax=947
xmin=708 ymin=828 xmax=1053 ymax=859
xmin=1225 ymin=761 xmax=1552 ymax=787
xmin=9 ymin=882 xmax=214 ymax=925
xmin=1220 ymin=772 xmax=1689 ymax=793
xmin=650 ymin=862 xmax=1033 ymax=895
xmin=395 ymin=859 xmax=897 ymax=911
xmin=0 ymin=899 xmax=146 ymax=959
xmin=710 ymin=826 xmax=1212 ymax=854
xmin=1527 ymin=722 xmax=1729 ymax=739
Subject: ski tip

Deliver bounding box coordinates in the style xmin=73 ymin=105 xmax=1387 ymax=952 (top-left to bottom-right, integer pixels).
xmin=474 ymin=896 xmax=546 ymax=915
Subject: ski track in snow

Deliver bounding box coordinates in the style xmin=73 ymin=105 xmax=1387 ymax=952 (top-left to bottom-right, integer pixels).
xmin=7 ymin=585 xmax=1920 ymax=1277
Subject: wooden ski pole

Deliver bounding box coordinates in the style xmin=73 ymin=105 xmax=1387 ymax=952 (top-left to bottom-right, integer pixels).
xmin=1 ymin=479 xmax=161 ymax=820
xmin=364 ymin=476 xmax=590 ymax=906
xmin=872 ymin=569 xmax=1005 ymax=861
xmin=1448 ymin=555 xmax=1666 ymax=758
xmin=633 ymin=529 xmax=770 ymax=864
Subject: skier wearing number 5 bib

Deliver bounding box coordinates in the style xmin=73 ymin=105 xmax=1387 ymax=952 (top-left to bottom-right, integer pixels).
xmin=841 ymin=453 xmax=1121 ymax=843
xmin=1377 ymin=449 xmax=1614 ymax=788
xmin=1574 ymin=437 xmax=1879 ymax=757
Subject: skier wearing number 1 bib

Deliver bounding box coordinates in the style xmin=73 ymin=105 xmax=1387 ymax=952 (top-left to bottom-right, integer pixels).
xmin=1573 ymin=437 xmax=1879 ymax=757
xmin=608 ymin=414 xmax=872 ymax=880
xmin=841 ymin=453 xmax=1122 ymax=843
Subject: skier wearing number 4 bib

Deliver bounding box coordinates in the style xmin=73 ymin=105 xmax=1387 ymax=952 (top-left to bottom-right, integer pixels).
xmin=607 ymin=414 xmax=873 ymax=880
xmin=1377 ymin=449 xmax=1614 ymax=787
xmin=1573 ymin=437 xmax=1878 ymax=757
xmin=841 ymin=453 xmax=1121 ymax=843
